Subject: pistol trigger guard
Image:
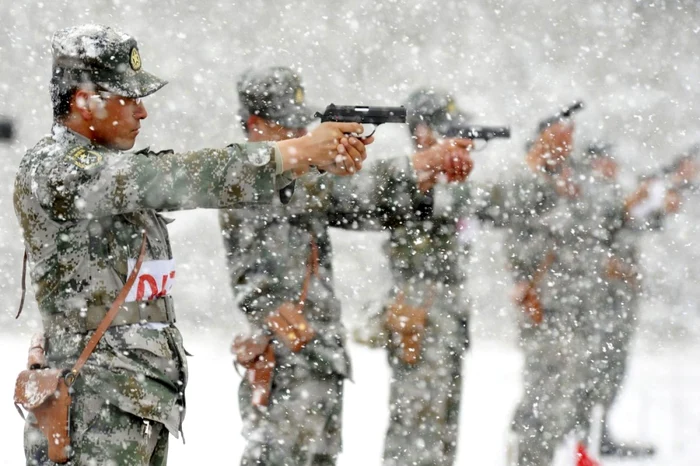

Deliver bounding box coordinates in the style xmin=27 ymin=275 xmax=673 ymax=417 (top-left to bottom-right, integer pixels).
xmin=472 ymin=140 xmax=488 ymax=152
xmin=363 ymin=126 xmax=378 ymax=139
xmin=346 ymin=125 xmax=377 ymax=140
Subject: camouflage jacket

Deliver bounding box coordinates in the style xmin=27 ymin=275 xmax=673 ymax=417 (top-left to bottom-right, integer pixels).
xmin=14 ymin=125 xmax=292 ymax=436
xmin=223 ymin=155 xmax=474 ymax=357
xmin=368 ymin=156 xmax=473 ymax=286
xmin=481 ymin=163 xmax=627 ymax=310
xmin=220 ymin=171 xmax=365 ymax=377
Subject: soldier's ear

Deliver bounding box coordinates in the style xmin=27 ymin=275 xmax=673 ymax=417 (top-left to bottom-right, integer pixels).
xmin=247 ymin=115 xmax=264 ymax=133
xmin=72 ymin=89 xmax=95 ymax=120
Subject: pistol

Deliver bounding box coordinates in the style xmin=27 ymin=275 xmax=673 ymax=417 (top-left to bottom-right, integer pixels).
xmin=538 ymin=100 xmax=585 ymax=131
xmin=445 ymin=125 xmax=511 ymax=141
xmin=316 ymin=104 xmax=406 ymax=137
xmin=0 ymin=116 xmax=14 ymax=141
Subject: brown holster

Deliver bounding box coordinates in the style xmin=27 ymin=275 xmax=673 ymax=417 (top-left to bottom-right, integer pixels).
xmin=13 ymin=234 xmax=148 ymax=463
xmin=513 ymin=250 xmax=555 ymax=325
xmin=385 ymin=289 xmax=433 ymax=365
xmin=232 ymin=334 xmax=275 ymax=407
xmin=264 ymin=237 xmax=318 ymax=352
xmin=233 ymin=236 xmax=319 ymax=407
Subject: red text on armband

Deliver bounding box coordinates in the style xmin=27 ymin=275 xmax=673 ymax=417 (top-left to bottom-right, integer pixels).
xmin=125 ymin=258 xmax=177 ymax=302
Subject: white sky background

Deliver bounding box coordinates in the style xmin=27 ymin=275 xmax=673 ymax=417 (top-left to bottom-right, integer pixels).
xmin=1 ymin=0 xmax=700 ymax=345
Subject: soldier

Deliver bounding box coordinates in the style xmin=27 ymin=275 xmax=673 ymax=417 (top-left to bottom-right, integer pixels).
xmin=477 ymin=112 xmax=597 ymax=466
xmin=579 ymin=143 xmax=699 ymax=458
xmin=15 ymin=25 xmax=372 ymax=466
xmin=350 ymin=88 xmax=478 ymax=466
xmin=222 ymin=74 xmax=473 ymax=466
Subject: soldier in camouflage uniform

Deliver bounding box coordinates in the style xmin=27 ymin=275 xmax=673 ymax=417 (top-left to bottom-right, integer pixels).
xmin=478 ymin=114 xmax=620 ymax=466
xmin=221 ymin=79 xmax=474 ymax=466
xmin=353 ymin=88 xmax=477 ymax=466
xmin=577 ymin=143 xmax=694 ymax=458
xmin=222 ymin=67 xmax=351 ymax=466
xmin=16 ymin=26 xmax=371 ymax=466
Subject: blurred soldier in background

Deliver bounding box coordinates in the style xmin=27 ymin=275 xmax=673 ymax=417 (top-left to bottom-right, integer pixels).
xmin=478 ymin=111 xmax=590 ymax=466
xmin=579 ymin=142 xmax=700 ymax=458
xmin=353 ymin=88 xmax=477 ymax=466
xmin=15 ymin=25 xmax=369 ymax=466
xmin=572 ymin=142 xmax=655 ymax=458
xmin=222 ymin=71 xmax=474 ymax=466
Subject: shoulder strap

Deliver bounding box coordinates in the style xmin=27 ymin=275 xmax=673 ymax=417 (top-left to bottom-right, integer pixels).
xmin=298 ymin=235 xmax=320 ymax=307
xmin=532 ymin=250 xmax=556 ymax=285
xmin=66 ymin=233 xmax=148 ymax=385
xmin=15 ymin=249 xmax=28 ymax=319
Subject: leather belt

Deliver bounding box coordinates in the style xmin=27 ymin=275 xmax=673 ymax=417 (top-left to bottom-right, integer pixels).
xmin=46 ymin=296 xmax=176 ymax=334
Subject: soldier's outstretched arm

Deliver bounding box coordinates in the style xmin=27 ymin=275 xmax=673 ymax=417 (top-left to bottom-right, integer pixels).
xmin=37 ymin=142 xmax=288 ymax=220
xmin=38 ymin=123 xmax=371 ymax=221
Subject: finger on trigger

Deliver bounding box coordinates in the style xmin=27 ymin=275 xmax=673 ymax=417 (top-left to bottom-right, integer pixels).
xmin=335 ymin=122 xmax=364 ymax=136
xmin=454 ymin=138 xmax=474 ymax=149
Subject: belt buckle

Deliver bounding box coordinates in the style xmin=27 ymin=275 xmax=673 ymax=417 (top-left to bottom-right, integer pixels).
xmin=163 ymin=296 xmax=176 ymax=323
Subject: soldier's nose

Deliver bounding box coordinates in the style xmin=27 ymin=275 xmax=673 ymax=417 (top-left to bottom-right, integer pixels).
xmin=134 ymin=100 xmax=148 ymax=120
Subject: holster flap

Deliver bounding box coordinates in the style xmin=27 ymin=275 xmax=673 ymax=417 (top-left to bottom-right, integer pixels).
xmin=266 ymin=302 xmax=315 ymax=352
xmin=232 ymin=334 xmax=272 ymax=367
xmin=14 ymin=368 xmax=63 ymax=410
xmin=385 ymin=303 xmax=427 ymax=335
xmin=278 ymin=302 xmax=315 ymax=345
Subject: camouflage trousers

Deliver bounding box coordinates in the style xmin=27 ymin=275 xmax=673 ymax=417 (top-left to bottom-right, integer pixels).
xmin=581 ymin=284 xmax=639 ymax=426
xmin=239 ymin=359 xmax=344 ymax=466
xmin=25 ymin=380 xmax=169 ymax=466
xmin=382 ymin=283 xmax=470 ymax=466
xmin=511 ymin=304 xmax=591 ymax=466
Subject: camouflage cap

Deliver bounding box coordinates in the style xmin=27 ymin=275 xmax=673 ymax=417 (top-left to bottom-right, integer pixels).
xmin=404 ymin=88 xmax=471 ymax=136
xmin=51 ymin=24 xmax=167 ymax=98
xmin=237 ymin=66 xmax=315 ymax=129
xmin=585 ymin=141 xmax=615 ymax=160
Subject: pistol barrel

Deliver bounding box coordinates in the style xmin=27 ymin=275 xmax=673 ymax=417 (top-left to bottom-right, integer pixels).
xmin=317 ymin=104 xmax=407 ymax=125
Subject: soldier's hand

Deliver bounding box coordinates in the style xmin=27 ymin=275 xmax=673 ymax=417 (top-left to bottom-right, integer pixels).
xmin=277 ymin=122 xmax=372 ymax=175
xmin=624 ymin=182 xmax=650 ymax=216
xmin=664 ymin=189 xmax=681 ymax=213
xmin=441 ymin=139 xmax=474 ymax=182
xmin=413 ymin=138 xmax=474 ymax=191
xmin=512 ymin=282 xmax=543 ymax=325
xmin=319 ymin=135 xmax=374 ymax=176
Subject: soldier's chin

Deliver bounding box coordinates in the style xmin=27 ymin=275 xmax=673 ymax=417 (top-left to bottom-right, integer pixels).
xmin=108 ymin=135 xmax=137 ymax=151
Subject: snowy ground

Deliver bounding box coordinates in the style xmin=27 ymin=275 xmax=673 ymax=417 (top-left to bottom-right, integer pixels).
xmin=2 ymin=330 xmax=699 ymax=466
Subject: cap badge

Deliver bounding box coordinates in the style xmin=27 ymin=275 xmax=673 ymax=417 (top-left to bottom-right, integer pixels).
xmin=294 ymin=87 xmax=304 ymax=104
xmin=130 ymin=48 xmax=142 ymax=71
xmin=446 ymin=99 xmax=457 ymax=115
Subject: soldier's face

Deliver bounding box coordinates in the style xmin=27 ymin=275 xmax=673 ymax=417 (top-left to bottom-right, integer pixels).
xmin=592 ymin=157 xmax=618 ymax=180
xmin=85 ymin=91 xmax=148 ymax=150
xmin=540 ymin=121 xmax=574 ymax=165
xmin=413 ymin=124 xmax=438 ymax=150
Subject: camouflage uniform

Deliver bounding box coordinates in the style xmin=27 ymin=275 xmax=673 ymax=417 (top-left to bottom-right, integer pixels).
xmin=356 ymin=89 xmax=472 ymax=466
xmin=579 ymin=144 xmax=660 ymax=456
xmin=566 ymin=150 xmax=629 ymax=441
xmin=376 ymin=161 xmax=471 ymax=466
xmin=482 ymin=151 xmax=626 ymax=465
xmin=222 ymin=67 xmax=381 ymax=466
xmin=17 ymin=25 xmax=295 ymax=466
